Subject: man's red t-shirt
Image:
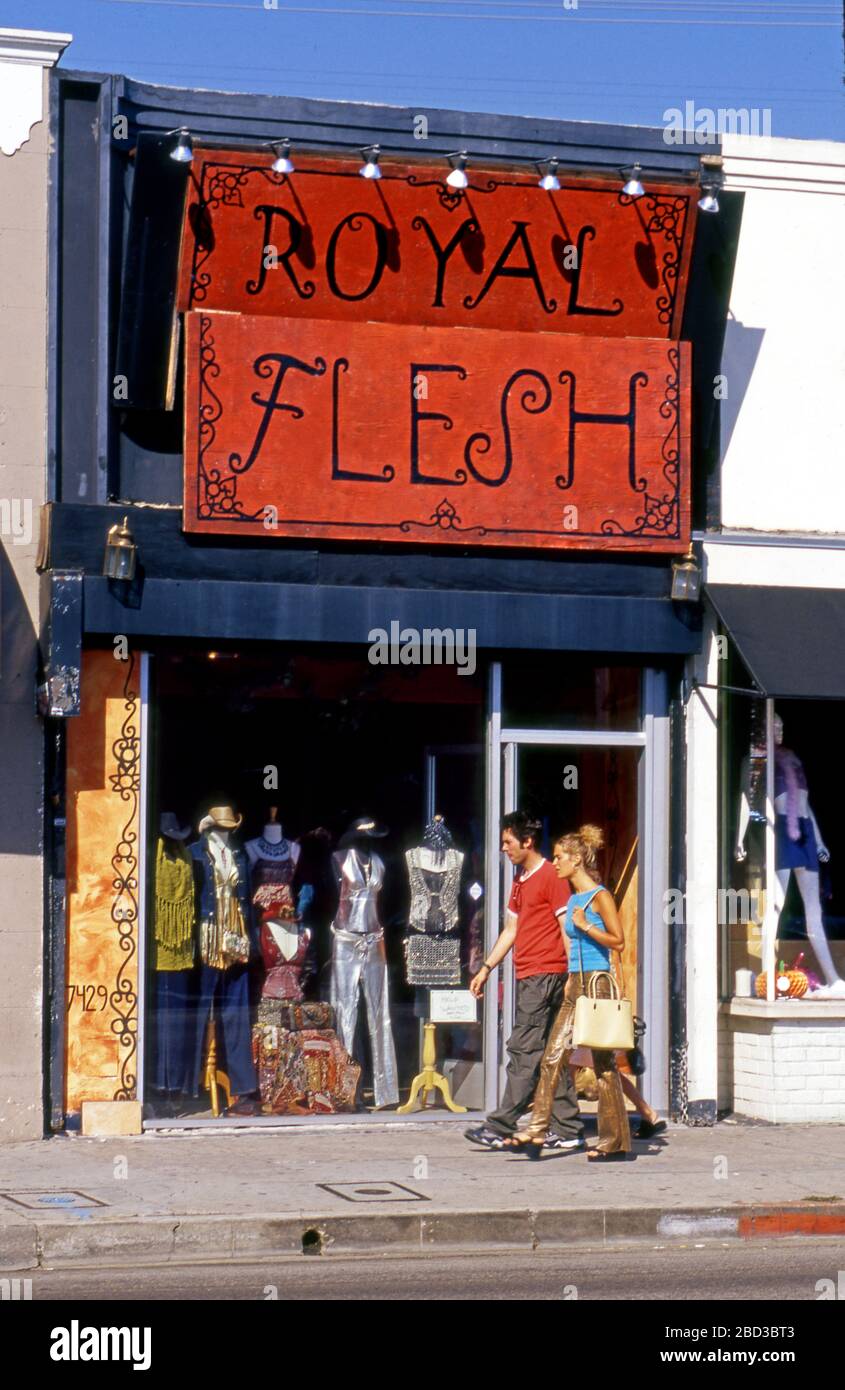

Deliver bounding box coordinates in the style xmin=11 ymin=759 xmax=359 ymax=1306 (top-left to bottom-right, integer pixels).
xmin=508 ymin=859 xmax=571 ymax=979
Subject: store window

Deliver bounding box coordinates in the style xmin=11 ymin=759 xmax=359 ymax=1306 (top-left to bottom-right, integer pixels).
xmin=503 ymin=656 xmax=641 ymax=732
xmin=722 ymin=678 xmax=845 ymax=1001
xmin=145 ymin=646 xmax=485 ymax=1121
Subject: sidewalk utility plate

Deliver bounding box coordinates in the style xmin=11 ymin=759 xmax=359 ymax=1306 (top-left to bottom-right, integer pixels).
xmin=1 ymin=1190 xmax=108 ymax=1211
xmin=317 ymin=1181 xmax=428 ymax=1203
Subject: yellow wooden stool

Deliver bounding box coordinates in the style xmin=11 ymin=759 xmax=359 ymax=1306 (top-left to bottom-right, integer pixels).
xmin=202 ymin=1018 xmax=232 ymax=1117
xmin=397 ymin=1021 xmax=467 ymax=1114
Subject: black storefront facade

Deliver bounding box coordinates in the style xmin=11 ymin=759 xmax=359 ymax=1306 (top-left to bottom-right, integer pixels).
xmin=39 ymin=69 xmax=738 ymax=1133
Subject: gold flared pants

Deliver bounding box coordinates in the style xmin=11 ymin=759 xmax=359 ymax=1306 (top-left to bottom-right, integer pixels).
xmin=524 ymin=971 xmax=631 ymax=1153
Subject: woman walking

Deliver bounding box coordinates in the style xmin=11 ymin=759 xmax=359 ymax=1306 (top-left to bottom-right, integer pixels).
xmin=507 ymin=825 xmax=632 ymax=1161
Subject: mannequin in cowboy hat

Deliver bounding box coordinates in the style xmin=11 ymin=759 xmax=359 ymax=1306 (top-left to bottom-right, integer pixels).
xmin=189 ymin=805 xmax=259 ymax=1114
xmin=151 ymin=812 xmax=196 ymax=1111
xmin=330 ymin=816 xmax=400 ymax=1109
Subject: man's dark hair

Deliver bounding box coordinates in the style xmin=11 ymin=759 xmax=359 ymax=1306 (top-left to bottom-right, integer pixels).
xmin=501 ymin=811 xmax=543 ymax=849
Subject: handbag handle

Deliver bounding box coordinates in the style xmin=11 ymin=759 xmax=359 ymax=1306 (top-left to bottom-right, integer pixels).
xmin=587 ymin=970 xmax=620 ymax=1002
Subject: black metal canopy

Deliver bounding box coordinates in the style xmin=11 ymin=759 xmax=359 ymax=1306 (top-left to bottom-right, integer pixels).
xmin=707 ymin=584 xmax=845 ymax=700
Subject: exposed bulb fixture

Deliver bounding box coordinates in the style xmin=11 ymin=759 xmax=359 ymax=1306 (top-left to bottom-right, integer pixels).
xmin=269 ymin=139 xmax=294 ymax=175
xmin=168 ymin=128 xmax=193 ymax=165
xmin=698 ymin=184 xmax=720 ymax=214
xmin=445 ymin=151 xmax=469 ymax=190
xmin=537 ymin=158 xmax=561 ymax=192
xmin=359 ymin=144 xmax=382 ymax=180
xmin=621 ymin=163 xmax=644 ymax=199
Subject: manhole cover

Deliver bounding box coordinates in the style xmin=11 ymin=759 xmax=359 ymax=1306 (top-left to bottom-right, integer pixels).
xmin=0 ymin=1190 xmax=108 ymax=1211
xmin=317 ymin=1181 xmax=429 ymax=1203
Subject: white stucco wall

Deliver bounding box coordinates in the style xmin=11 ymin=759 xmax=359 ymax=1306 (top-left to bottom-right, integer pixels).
xmin=720 ymin=134 xmax=845 ymax=537
xmin=0 ymin=29 xmax=71 ymax=1141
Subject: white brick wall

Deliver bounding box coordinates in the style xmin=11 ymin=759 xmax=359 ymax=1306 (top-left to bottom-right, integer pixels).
xmin=728 ymin=1014 xmax=845 ymax=1123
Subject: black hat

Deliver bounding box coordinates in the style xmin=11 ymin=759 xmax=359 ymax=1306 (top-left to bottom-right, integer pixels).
xmin=160 ymin=811 xmax=191 ymax=841
xmin=339 ymin=816 xmax=389 ymax=847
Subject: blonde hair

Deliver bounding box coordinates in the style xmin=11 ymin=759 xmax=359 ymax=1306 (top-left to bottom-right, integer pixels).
xmin=554 ymin=824 xmax=604 ymax=878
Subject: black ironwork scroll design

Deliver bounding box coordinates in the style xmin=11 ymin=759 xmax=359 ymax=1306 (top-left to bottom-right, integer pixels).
xmin=108 ymin=653 xmax=140 ymax=1101
xmin=599 ymin=346 xmax=681 ymax=539
xmin=643 ymin=194 xmax=688 ymax=327
xmin=195 ymin=316 xmax=262 ymax=521
xmin=399 ymin=497 xmax=488 ymax=536
xmin=192 ymin=163 xmax=292 ymax=304
xmin=405 ymin=173 xmax=499 ymax=211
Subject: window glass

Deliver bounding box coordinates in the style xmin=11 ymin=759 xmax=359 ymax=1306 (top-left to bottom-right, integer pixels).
xmin=503 ymin=656 xmax=641 ymax=731
xmin=145 ymin=647 xmax=485 ymax=1120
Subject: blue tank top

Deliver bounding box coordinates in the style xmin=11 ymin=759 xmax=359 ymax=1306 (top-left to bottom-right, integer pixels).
xmin=564 ymin=887 xmax=611 ymax=973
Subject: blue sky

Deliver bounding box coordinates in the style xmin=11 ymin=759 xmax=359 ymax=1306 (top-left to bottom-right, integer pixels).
xmin=3 ymin=0 xmax=843 ymax=141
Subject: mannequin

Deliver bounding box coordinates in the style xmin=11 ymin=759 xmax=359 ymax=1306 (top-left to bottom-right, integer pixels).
xmin=152 ymin=812 xmax=196 ymax=1103
xmin=404 ymin=814 xmax=464 ymax=986
xmin=245 ymin=805 xmax=301 ymax=867
xmin=736 ymin=714 xmax=843 ymax=997
xmin=329 ymin=817 xmax=399 ymax=1108
xmin=190 ymin=805 xmax=259 ymax=1111
xmin=246 ymin=807 xmax=313 ymax=1002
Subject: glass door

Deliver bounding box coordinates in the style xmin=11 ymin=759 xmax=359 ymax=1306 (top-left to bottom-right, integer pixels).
xmin=483 ymin=665 xmax=670 ymax=1114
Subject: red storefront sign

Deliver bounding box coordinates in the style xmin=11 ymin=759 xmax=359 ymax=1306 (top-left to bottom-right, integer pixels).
xmin=178 ymin=151 xmax=696 ymax=340
xmin=183 ymin=311 xmax=690 ymax=551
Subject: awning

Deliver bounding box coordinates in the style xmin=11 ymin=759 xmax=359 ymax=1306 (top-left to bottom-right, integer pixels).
xmin=706 ymin=584 xmax=845 ymax=700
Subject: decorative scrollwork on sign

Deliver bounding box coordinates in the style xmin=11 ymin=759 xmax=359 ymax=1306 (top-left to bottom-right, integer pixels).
xmin=399 ymin=497 xmax=488 ymax=536
xmin=598 ymin=347 xmax=681 ymax=538
xmin=195 ymin=317 xmax=264 ymax=522
xmin=108 ymin=654 xmax=140 ymax=1102
xmin=643 ymin=194 xmax=688 ymax=327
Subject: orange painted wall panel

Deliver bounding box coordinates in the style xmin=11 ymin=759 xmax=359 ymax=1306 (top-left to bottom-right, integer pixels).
xmin=65 ymin=651 xmax=141 ymax=1113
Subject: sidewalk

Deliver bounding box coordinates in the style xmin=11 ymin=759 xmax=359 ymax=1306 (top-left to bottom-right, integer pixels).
xmin=2 ymin=1116 xmax=845 ymax=1270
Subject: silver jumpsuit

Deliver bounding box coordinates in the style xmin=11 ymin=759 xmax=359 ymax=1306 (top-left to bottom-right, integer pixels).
xmin=329 ymin=848 xmax=399 ymax=1108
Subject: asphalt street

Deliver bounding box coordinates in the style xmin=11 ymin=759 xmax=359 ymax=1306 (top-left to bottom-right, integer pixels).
xmin=22 ymin=1238 xmax=845 ymax=1301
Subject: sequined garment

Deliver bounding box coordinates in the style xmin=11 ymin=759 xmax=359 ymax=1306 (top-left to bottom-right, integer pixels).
xmin=252 ymin=851 xmax=312 ymax=1000
xmin=404 ymin=933 xmax=461 ymax=985
xmin=252 ymin=1024 xmax=308 ymax=1113
xmin=406 ymin=847 xmax=464 ymax=934
xmin=332 ymin=848 xmax=385 ymax=934
xmin=198 ymin=837 xmax=250 ymax=970
xmin=252 ymin=1023 xmax=360 ymax=1114
xmin=330 ymin=849 xmax=399 ymax=1108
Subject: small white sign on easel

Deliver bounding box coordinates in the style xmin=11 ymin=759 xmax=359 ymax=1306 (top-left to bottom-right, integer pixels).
xmin=429 ymin=990 xmax=478 ymax=1024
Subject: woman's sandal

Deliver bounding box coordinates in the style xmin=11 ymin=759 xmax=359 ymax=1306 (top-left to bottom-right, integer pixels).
xmin=586 ymin=1147 xmax=632 ymax=1162
xmin=503 ymin=1135 xmax=544 ymax=1160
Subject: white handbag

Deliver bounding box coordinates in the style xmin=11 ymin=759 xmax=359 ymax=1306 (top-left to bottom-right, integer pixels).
xmin=571 ymin=894 xmax=634 ymax=1051
xmin=573 ymin=970 xmax=634 ymax=1051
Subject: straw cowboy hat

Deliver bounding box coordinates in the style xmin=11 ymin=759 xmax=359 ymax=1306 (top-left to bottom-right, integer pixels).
xmin=198 ymin=805 xmax=243 ymax=833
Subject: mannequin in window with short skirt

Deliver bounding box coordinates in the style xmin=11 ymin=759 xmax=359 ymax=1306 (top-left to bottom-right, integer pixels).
xmin=736 ymin=714 xmax=843 ymax=998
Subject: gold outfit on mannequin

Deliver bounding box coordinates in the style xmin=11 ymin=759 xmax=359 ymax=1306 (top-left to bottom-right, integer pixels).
xmin=525 ymin=971 xmax=631 ymax=1153
xmin=199 ymin=839 xmax=250 ymax=970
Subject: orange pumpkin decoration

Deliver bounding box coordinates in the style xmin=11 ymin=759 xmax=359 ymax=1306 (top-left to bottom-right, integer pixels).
xmin=756 ymin=961 xmax=809 ymax=999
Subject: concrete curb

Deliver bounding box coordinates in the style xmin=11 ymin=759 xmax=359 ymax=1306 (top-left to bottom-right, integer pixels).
xmin=4 ymin=1203 xmax=845 ymax=1270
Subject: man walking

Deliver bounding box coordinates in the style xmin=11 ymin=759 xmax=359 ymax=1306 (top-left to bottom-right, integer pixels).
xmin=464 ymin=812 xmax=584 ymax=1151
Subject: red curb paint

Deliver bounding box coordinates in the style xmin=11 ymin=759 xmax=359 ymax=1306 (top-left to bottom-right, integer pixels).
xmin=739 ymin=1211 xmax=845 ymax=1238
